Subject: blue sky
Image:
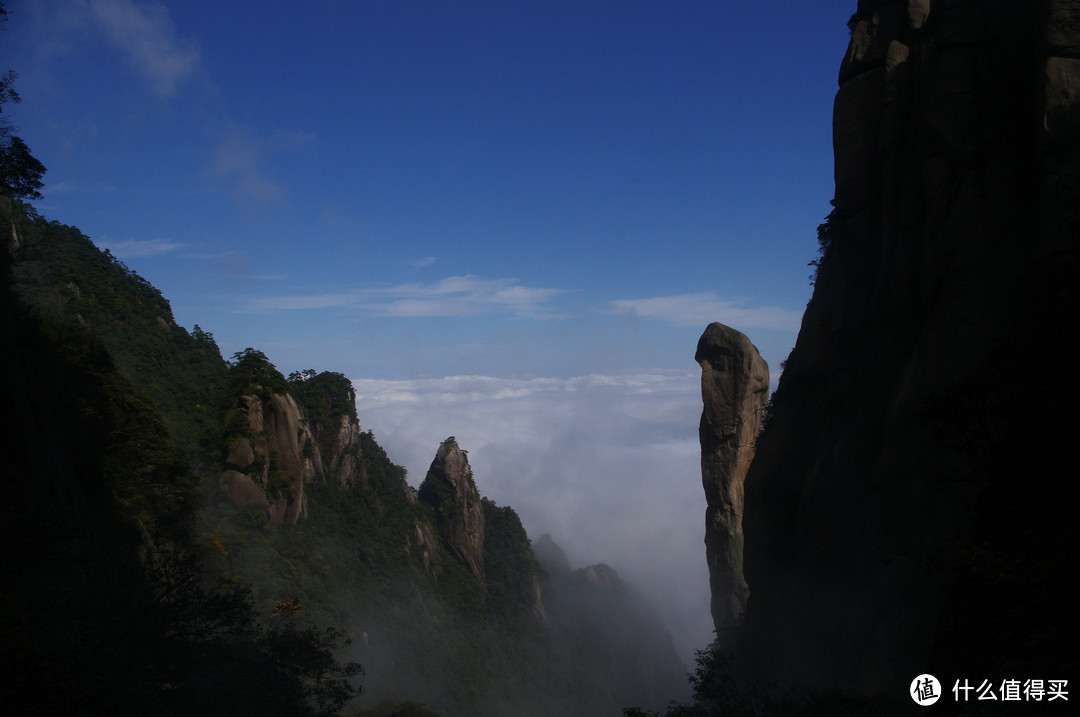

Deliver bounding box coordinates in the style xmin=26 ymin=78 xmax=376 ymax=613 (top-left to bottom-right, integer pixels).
xmin=5 ymin=0 xmax=852 ymax=664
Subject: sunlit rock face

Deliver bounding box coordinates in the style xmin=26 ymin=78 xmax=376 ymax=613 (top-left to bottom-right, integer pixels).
xmin=418 ymin=438 xmax=486 ymax=581
xmin=219 ymin=390 xmax=320 ymax=525
xmin=695 ymin=323 xmax=768 ymax=637
xmin=740 ymin=0 xmax=1080 ymax=695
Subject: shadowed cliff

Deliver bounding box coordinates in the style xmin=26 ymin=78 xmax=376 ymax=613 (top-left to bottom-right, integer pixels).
xmin=739 ymin=0 xmax=1080 ymax=697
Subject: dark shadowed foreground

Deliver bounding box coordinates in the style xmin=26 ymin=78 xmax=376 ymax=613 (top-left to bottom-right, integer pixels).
xmin=640 ymin=2 xmax=1079 ymax=715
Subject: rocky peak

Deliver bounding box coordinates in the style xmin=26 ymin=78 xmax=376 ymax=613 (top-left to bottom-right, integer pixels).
xmin=417 ymin=437 xmax=485 ymax=581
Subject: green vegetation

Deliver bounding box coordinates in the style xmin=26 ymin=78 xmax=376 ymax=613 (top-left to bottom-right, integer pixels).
xmin=290 ymin=369 xmax=359 ymax=425
xmin=1 ymin=199 xmax=362 ymax=714
xmin=290 ymin=369 xmax=361 ymax=468
xmin=807 ymin=200 xmax=846 ymax=285
xmin=1 ymin=4 xmax=687 ymax=712
xmin=4 ymin=181 xmax=680 ymax=715
xmin=0 ymin=14 xmax=47 ymax=202
xmin=482 ymin=498 xmax=541 ymax=629
xmin=230 ymin=347 xmax=290 ymax=395
xmin=8 ymin=201 xmax=228 ymax=464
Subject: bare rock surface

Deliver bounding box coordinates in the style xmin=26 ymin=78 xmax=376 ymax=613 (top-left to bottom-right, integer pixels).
xmin=695 ymin=323 xmax=768 ymax=637
xmin=218 ymin=389 xmax=320 ymax=525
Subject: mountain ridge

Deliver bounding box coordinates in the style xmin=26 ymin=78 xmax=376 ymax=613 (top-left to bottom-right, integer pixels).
xmin=3 ymin=195 xmax=688 ymax=716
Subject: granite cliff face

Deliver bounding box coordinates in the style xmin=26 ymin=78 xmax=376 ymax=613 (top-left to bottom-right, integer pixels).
xmin=695 ymin=323 xmax=768 ymax=637
xmin=739 ymin=0 xmax=1080 ymax=695
xmin=418 ymin=437 xmax=486 ymax=581
xmin=324 ymin=415 xmax=363 ymax=488
xmin=220 ymin=389 xmax=320 ymax=525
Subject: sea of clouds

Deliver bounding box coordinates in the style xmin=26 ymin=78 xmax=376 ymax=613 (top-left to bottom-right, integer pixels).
xmin=352 ymin=370 xmax=713 ymax=667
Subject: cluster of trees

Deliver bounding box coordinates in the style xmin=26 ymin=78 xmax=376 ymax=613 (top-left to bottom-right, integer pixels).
xmin=1 ymin=8 xmax=365 ymax=711
xmin=0 ymin=202 xmax=363 ymax=714
xmin=0 ymin=6 xmax=44 ymax=201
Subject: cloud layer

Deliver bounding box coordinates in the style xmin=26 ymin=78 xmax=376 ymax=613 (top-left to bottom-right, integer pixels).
xmin=244 ymin=275 xmax=568 ymax=318
xmin=608 ymin=292 xmax=803 ymax=331
xmin=99 ymin=237 xmax=184 ymax=257
xmin=89 ymin=0 xmax=200 ymax=98
xmin=352 ymin=371 xmax=713 ymax=665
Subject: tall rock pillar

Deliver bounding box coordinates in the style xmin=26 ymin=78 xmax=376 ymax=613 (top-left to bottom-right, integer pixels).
xmin=695 ymin=323 xmax=768 ymax=638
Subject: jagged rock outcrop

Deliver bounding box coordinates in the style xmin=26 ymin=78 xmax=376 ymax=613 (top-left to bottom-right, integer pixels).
xmin=417 ymin=437 xmax=485 ymax=581
xmin=695 ymin=323 xmax=768 ymax=638
xmin=739 ymin=0 xmax=1080 ymax=696
xmin=290 ymin=371 xmax=367 ymax=489
xmin=220 ymin=390 xmax=321 ymax=525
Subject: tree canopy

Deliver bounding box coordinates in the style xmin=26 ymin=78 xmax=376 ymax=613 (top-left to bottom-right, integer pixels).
xmin=0 ymin=7 xmax=47 ymax=201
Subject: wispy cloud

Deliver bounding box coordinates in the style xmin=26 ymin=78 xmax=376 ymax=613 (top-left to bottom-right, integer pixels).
xmin=244 ymin=275 xmax=569 ymax=318
xmin=99 ymin=237 xmax=184 ymax=257
xmin=212 ymin=130 xmax=283 ymax=202
xmin=212 ymin=128 xmax=315 ymax=202
xmin=88 ymin=0 xmax=200 ymax=99
xmin=409 ymin=256 xmax=438 ymax=269
xmin=607 ymin=292 xmax=802 ymax=331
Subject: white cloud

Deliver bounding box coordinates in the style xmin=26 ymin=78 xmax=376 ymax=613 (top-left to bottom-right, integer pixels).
xmin=352 ymin=371 xmax=713 ymax=666
xmin=243 ymin=275 xmax=568 ymax=318
xmin=410 ymin=256 xmax=438 ymax=268
xmin=608 ymin=292 xmax=803 ymax=331
xmin=212 ymin=130 xmax=282 ymax=202
xmin=89 ymin=0 xmax=200 ymax=99
xmin=98 ymin=237 xmax=184 ymax=257
xmin=211 ymin=128 xmax=317 ymax=202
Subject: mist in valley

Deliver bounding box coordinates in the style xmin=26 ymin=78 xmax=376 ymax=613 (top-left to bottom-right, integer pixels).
xmin=352 ymin=371 xmax=713 ymax=670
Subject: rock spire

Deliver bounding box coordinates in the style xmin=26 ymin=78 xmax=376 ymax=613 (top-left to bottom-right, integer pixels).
xmin=418 ymin=437 xmax=486 ymax=581
xmin=695 ymin=322 xmax=768 ymax=638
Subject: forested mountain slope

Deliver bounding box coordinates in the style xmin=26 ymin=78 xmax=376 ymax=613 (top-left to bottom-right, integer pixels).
xmin=3 ymin=196 xmax=686 ymax=716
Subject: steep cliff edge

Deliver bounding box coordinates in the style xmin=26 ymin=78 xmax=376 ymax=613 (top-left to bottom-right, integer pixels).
xmin=695 ymin=323 xmax=768 ymax=638
xmin=288 ymin=370 xmax=366 ymax=488
xmin=740 ymin=0 xmax=1080 ymax=695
